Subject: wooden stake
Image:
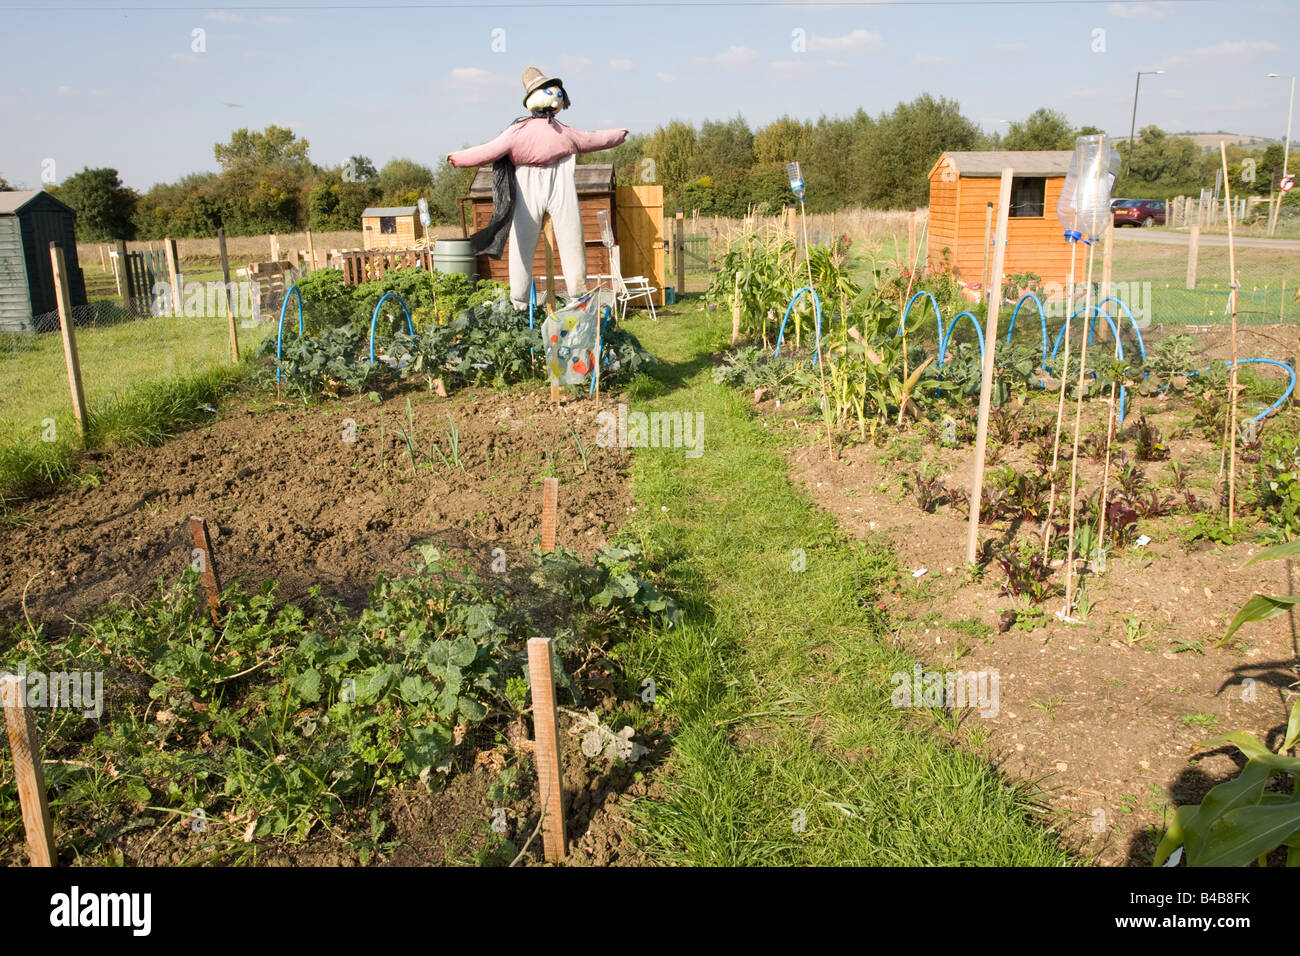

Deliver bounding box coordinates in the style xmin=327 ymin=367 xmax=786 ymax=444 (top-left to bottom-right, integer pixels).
xmin=218 ymin=228 xmax=239 ymax=362
xmin=965 ymin=169 xmax=1015 ymax=569
xmin=1101 ymin=225 xmax=1113 ymax=303
xmin=526 ymin=637 xmax=567 ymax=863
xmin=269 ymin=233 xmax=278 ymax=262
xmin=1186 ymin=223 xmax=1200 ymax=290
xmin=98 ymin=245 xmax=106 ymax=273
xmin=1 ymin=673 xmax=57 ymax=866
xmin=540 ymin=477 xmax=558 ymax=553
xmin=49 ymin=244 xmax=88 ymax=438
xmin=188 ymin=516 xmax=222 ymax=626
xmin=675 ymin=212 xmax=686 ymax=299
xmin=1220 ymin=142 xmax=1240 ymax=528
xmin=1096 ymin=228 xmax=1122 ymax=555
xmin=306 ymin=229 xmax=317 ymax=275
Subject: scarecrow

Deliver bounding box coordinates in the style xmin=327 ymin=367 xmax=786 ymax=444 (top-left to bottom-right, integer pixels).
xmin=448 ymin=67 xmax=628 ymax=310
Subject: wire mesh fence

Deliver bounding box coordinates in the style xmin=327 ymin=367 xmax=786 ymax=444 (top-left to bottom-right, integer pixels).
xmin=0 ymin=282 xmax=274 ymax=461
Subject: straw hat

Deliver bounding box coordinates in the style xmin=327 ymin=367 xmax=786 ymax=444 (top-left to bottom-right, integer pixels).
xmin=521 ymin=66 xmax=565 ymax=107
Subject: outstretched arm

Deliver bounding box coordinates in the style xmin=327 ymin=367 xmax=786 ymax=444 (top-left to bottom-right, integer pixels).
xmin=447 ymin=126 xmax=516 ymax=168
xmin=556 ymin=121 xmax=629 ymax=154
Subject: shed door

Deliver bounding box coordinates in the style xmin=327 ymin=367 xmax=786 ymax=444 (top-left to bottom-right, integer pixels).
xmin=0 ymin=218 xmax=32 ymax=329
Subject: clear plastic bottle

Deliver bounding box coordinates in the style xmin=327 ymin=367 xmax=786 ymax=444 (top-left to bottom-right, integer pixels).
xmin=1056 ymin=134 xmax=1123 ymax=241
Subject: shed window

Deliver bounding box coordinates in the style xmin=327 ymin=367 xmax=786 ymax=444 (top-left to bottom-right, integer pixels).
xmin=1010 ymin=177 xmax=1046 ymax=218
xmin=380 ymin=216 xmax=397 ymax=234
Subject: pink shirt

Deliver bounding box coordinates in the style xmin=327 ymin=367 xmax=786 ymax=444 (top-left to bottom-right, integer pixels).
xmin=448 ymin=117 xmax=628 ymax=168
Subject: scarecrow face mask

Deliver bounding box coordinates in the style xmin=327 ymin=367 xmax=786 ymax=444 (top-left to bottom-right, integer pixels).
xmin=525 ymin=84 xmax=569 ymax=115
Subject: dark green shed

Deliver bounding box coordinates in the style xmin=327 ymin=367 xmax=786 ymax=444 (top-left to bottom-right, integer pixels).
xmin=0 ymin=190 xmax=88 ymax=332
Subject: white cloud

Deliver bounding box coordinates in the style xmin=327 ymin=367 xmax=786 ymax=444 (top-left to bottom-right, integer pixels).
xmin=1159 ymin=40 xmax=1279 ymax=69
xmin=559 ymin=55 xmax=593 ymax=74
xmin=770 ymin=60 xmax=811 ymax=76
xmin=808 ymin=28 xmax=884 ymax=54
xmin=981 ymin=42 xmax=1027 ymax=54
xmin=915 ymin=54 xmax=955 ymax=66
xmin=609 ymin=58 xmax=633 ymax=72
xmin=445 ymin=67 xmax=511 ymax=89
xmin=709 ymin=46 xmax=758 ymax=70
xmin=655 ymin=72 xmax=678 ymax=83
xmin=1107 ymin=1 xmax=1175 ymax=21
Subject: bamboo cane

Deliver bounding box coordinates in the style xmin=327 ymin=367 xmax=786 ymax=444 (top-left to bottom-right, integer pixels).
xmin=1095 ymin=227 xmax=1121 ymax=555
xmin=1220 ymin=142 xmax=1241 ymax=528
xmin=1041 ymin=239 xmax=1080 ymax=558
xmin=1063 ymin=140 xmax=1109 ymax=614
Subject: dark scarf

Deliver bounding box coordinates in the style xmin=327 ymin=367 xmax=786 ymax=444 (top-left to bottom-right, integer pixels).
xmin=468 ymin=112 xmax=564 ymax=259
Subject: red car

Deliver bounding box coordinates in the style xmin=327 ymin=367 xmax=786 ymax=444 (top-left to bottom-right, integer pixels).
xmin=1112 ymin=198 xmax=1166 ymax=227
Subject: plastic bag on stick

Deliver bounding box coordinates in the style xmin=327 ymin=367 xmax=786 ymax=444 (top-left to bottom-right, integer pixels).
xmin=1056 ymin=134 xmax=1122 ymax=241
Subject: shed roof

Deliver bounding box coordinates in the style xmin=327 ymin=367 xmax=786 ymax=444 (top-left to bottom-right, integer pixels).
xmin=361 ymin=206 xmax=417 ymax=217
xmin=469 ymin=163 xmax=615 ymax=198
xmin=0 ymin=189 xmax=74 ymax=215
xmin=932 ymin=150 xmax=1073 ymax=179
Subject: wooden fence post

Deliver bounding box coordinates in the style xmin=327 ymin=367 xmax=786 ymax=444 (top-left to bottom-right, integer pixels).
xmin=526 ymin=637 xmax=567 ymax=863
xmin=675 ymin=212 xmax=685 ymax=298
xmin=1186 ymin=223 xmax=1200 ymax=290
xmin=218 ymin=228 xmax=240 ymax=361
xmin=965 ymin=169 xmax=1015 ymax=569
xmin=114 ymin=239 xmax=130 ymax=311
xmin=49 ymin=244 xmax=88 ymax=438
xmin=306 ymin=229 xmax=317 ymax=275
xmin=164 ymin=237 xmax=182 ymax=317
xmin=188 ymin=516 xmax=222 ymax=626
xmin=269 ymin=233 xmax=278 ymax=262
xmin=1 ymin=672 xmax=57 ymax=867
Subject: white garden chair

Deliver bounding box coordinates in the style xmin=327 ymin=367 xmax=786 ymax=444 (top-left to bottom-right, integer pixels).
xmin=592 ymin=246 xmax=658 ymax=321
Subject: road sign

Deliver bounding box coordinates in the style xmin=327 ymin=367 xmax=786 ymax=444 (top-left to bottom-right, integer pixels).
xmin=1282 ymin=174 xmax=1295 ymax=193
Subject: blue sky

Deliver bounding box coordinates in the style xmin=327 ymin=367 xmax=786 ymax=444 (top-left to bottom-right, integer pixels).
xmin=0 ymin=0 xmax=1295 ymax=191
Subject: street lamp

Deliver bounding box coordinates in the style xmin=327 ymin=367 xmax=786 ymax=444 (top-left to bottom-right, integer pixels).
xmin=1127 ymin=69 xmax=1165 ymax=173
xmin=1267 ymin=73 xmax=1295 ymax=179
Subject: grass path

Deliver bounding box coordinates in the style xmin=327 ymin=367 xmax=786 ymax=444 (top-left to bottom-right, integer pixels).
xmin=617 ymin=308 xmax=1077 ymax=865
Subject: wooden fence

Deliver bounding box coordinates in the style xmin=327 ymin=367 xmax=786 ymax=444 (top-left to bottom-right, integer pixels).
xmin=336 ymin=249 xmax=434 ymax=287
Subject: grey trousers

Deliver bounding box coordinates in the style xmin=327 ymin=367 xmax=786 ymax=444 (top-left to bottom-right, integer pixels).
xmin=509 ymin=154 xmax=587 ymax=309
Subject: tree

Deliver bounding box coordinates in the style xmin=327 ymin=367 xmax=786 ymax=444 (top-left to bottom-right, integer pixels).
xmin=427 ymin=158 xmax=474 ymax=225
xmin=1002 ymin=108 xmax=1074 ymax=150
xmin=642 ymin=120 xmax=698 ymax=205
xmin=753 ymin=116 xmax=812 ymax=165
xmin=693 ymin=116 xmax=754 ymax=176
xmin=214 ymin=126 xmax=311 ymax=171
xmin=376 ymin=158 xmax=434 ymax=207
xmin=0 ymin=173 xmax=10 ymax=191
xmin=859 ymin=94 xmax=981 ymax=208
xmin=1119 ymin=126 xmax=1201 ymax=193
xmin=58 ymin=167 xmax=138 ymax=240
xmin=344 ymin=155 xmax=378 ymax=182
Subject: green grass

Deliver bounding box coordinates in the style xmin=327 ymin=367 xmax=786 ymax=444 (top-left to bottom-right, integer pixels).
xmin=615 ymin=305 xmax=1076 ymax=865
xmin=0 ymin=311 xmax=272 ymax=503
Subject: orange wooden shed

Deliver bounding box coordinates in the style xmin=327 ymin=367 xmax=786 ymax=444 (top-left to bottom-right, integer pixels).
xmin=927 ymin=150 xmax=1075 ymax=290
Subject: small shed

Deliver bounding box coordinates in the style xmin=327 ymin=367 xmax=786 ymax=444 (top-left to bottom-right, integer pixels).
xmin=927 ymin=150 xmax=1074 ymax=289
xmin=361 ymin=206 xmax=422 ymax=251
xmin=468 ymin=164 xmax=617 ymax=293
xmin=0 ymin=190 xmax=87 ymax=331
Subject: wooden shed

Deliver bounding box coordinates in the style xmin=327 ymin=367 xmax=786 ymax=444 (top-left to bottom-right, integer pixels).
xmin=464 ymin=165 xmax=666 ymax=306
xmin=927 ymin=150 xmax=1074 ymax=289
xmin=361 ymin=206 xmax=422 ymax=251
xmin=0 ymin=190 xmax=87 ymax=331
